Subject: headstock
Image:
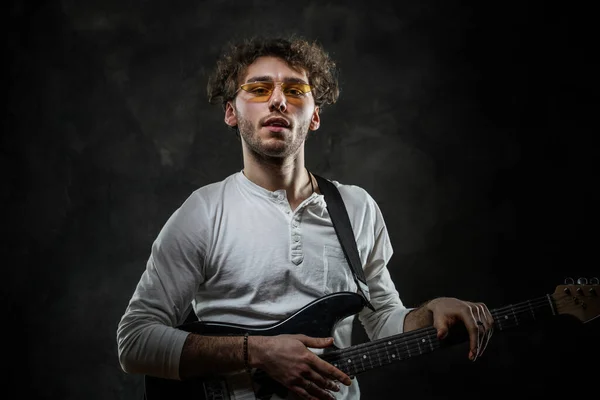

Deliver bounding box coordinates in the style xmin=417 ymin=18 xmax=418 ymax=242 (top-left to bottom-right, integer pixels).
xmin=552 ymin=277 xmax=599 ymax=323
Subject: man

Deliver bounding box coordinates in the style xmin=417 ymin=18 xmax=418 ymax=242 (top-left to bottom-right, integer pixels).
xmin=117 ymin=35 xmax=494 ymax=400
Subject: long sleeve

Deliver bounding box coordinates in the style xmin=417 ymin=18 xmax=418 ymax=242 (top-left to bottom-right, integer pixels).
xmin=116 ymin=193 xmax=207 ymax=380
xmin=356 ymin=196 xmax=413 ymax=340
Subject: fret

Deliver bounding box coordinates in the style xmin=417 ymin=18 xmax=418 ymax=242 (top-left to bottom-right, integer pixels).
xmin=346 ymin=357 xmax=355 ymax=376
xmin=389 ymin=341 xmax=399 ymax=362
xmin=511 ymin=305 xmax=519 ymax=326
xmin=416 ymin=338 xmax=422 ymax=354
xmin=384 ymin=341 xmax=391 ymax=364
xmin=496 ymin=313 xmax=503 ymax=330
xmin=527 ymin=300 xmax=536 ymax=320
xmin=502 ymin=314 xmax=509 ymax=329
xmin=427 ymin=336 xmax=434 ymax=352
xmin=394 ymin=342 xmax=402 ymax=360
xmin=405 ymin=340 xmax=412 ymax=358
xmin=546 ymin=294 xmax=557 ymax=316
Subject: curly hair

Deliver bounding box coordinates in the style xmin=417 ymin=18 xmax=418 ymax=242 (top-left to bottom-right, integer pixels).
xmin=207 ymin=35 xmax=339 ymax=111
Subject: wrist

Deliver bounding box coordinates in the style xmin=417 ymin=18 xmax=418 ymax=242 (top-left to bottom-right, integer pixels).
xmin=404 ymin=302 xmax=434 ymax=331
xmin=246 ymin=335 xmax=264 ymax=370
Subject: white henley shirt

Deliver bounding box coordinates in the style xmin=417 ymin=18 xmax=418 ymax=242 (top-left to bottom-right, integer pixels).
xmin=117 ymin=171 xmax=411 ymax=399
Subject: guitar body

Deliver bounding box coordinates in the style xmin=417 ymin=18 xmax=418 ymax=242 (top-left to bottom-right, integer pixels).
xmin=144 ymin=291 xmax=366 ymax=400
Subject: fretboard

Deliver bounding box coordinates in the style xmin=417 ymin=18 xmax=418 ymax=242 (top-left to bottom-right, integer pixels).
xmin=320 ymin=293 xmax=556 ymax=376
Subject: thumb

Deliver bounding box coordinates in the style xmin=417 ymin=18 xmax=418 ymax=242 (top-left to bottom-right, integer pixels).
xmin=436 ymin=327 xmax=448 ymax=340
xmin=433 ymin=316 xmax=449 ymax=340
xmin=298 ymin=336 xmax=335 ymax=348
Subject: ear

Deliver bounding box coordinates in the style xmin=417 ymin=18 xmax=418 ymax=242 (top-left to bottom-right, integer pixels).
xmin=309 ymin=106 xmax=321 ymax=131
xmin=224 ymin=101 xmax=238 ymax=127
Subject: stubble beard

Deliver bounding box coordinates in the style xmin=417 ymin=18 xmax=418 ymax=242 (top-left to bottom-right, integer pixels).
xmin=237 ymin=112 xmax=310 ymax=162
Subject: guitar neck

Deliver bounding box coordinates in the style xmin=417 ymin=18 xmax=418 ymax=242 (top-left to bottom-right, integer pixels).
xmin=321 ymin=293 xmax=556 ymax=376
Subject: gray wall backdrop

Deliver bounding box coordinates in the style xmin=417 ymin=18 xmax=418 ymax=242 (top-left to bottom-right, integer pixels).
xmin=6 ymin=1 xmax=598 ymax=399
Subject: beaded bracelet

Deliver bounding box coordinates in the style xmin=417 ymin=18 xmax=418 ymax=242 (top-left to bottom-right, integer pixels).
xmin=243 ymin=333 xmax=251 ymax=373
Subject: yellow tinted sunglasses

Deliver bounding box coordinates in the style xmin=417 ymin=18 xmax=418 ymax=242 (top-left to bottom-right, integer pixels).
xmin=236 ymin=81 xmax=312 ymax=103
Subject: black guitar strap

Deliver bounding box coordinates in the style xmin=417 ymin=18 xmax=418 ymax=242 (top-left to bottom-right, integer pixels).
xmin=313 ymin=174 xmax=376 ymax=312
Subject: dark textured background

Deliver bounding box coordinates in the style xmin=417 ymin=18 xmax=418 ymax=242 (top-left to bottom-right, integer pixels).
xmin=6 ymin=1 xmax=599 ymax=399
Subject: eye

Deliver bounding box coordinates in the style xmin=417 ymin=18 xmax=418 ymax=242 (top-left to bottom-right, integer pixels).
xmin=283 ymin=84 xmax=306 ymax=96
xmin=242 ymin=82 xmax=273 ymax=96
xmin=284 ymin=88 xmax=303 ymax=96
xmin=249 ymin=85 xmax=271 ymax=95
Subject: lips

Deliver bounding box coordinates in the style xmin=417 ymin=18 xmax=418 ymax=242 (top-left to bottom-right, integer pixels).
xmin=262 ymin=117 xmax=291 ymax=128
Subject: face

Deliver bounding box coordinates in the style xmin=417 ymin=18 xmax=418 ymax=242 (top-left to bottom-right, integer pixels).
xmin=224 ymin=56 xmax=321 ymax=160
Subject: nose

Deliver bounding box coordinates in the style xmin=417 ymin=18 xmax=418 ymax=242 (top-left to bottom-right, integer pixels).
xmin=268 ymin=84 xmax=287 ymax=113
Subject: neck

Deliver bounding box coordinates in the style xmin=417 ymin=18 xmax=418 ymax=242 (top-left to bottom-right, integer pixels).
xmin=241 ymin=145 xmax=315 ymax=209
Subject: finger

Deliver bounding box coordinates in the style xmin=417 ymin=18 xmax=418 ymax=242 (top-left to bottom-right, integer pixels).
xmin=475 ymin=304 xmax=491 ymax=359
xmin=474 ymin=319 xmax=484 ymax=361
xmin=476 ymin=304 xmax=492 ymax=330
xmin=479 ymin=326 xmax=493 ymax=356
xmin=298 ymin=335 xmax=335 ymax=349
xmin=466 ymin=304 xmax=480 ymax=360
xmin=299 ymin=380 xmax=336 ymax=400
xmin=290 ymin=385 xmax=318 ymax=400
xmin=481 ymin=302 xmax=495 ymax=326
xmin=303 ymin=369 xmax=341 ymax=392
xmin=313 ymin=359 xmax=352 ymax=386
xmin=474 ymin=304 xmax=494 ymax=359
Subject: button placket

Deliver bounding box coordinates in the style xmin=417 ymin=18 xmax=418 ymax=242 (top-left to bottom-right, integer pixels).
xmin=290 ymin=209 xmax=303 ymax=265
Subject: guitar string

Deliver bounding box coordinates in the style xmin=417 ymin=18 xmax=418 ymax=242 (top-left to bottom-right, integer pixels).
xmin=324 ymin=331 xmax=440 ymax=375
xmin=326 ymin=296 xmax=557 ymax=373
xmin=491 ymin=296 xmax=553 ymax=320
xmin=327 ymin=295 xmax=552 ymax=362
xmin=252 ymin=295 xmax=559 ymax=379
xmin=325 ymin=299 xmax=552 ymax=376
xmin=251 ymin=331 xmax=440 ymax=380
xmin=489 ymin=295 xmax=551 ymax=315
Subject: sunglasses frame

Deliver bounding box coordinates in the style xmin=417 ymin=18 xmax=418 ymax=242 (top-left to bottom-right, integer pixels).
xmin=235 ymin=81 xmax=312 ymax=101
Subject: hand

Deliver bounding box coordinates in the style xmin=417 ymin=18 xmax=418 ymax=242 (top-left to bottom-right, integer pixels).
xmin=426 ymin=297 xmax=494 ymax=361
xmin=249 ymin=334 xmax=352 ymax=400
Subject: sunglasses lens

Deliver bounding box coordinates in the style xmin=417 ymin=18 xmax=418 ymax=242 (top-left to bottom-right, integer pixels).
xmin=242 ymin=82 xmax=273 ymax=100
xmin=240 ymin=82 xmax=311 ymax=103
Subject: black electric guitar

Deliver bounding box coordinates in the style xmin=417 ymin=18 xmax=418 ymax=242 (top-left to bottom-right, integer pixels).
xmin=144 ymin=280 xmax=599 ymax=400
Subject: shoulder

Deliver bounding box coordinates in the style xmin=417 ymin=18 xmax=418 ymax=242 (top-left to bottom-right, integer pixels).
xmin=156 ymin=173 xmax=239 ymax=245
xmin=316 ymin=174 xmax=381 ymax=217
xmin=165 ymin=172 xmax=239 ymax=228
xmin=181 ymin=172 xmax=238 ymax=210
xmin=332 ymin=180 xmax=374 ymax=203
xmin=316 ymin=175 xmax=377 ymax=206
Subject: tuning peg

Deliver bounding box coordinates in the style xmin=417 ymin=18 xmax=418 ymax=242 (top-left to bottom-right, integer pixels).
xmin=564 ymin=277 xmax=575 ymax=284
xmin=577 ymin=277 xmax=588 ymax=285
xmin=590 ymin=277 xmax=599 ymax=285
